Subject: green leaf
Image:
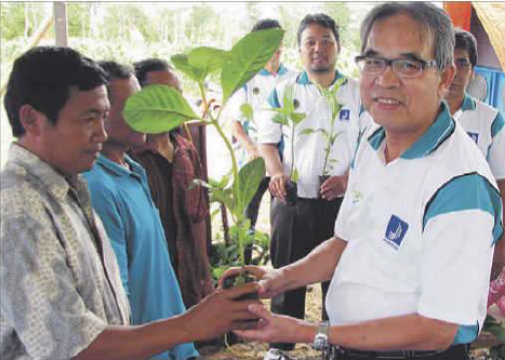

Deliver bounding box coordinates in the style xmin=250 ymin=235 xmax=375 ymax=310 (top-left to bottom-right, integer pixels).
xmin=171 ymin=54 xmax=205 ymax=83
xmin=123 ymin=85 xmax=199 ymax=134
xmin=236 ymin=157 xmax=266 ymax=212
xmin=221 ymin=28 xmax=284 ymax=103
xmin=483 ymin=315 xmax=505 ymax=342
xmin=282 ymin=84 xmax=295 ymax=114
xmin=291 ymin=168 xmax=299 ymax=183
xmin=290 ymin=112 xmax=306 ymax=125
xmin=272 ymin=113 xmax=289 ymax=126
xmin=188 ymin=47 xmax=230 ymax=79
xmin=299 ymin=128 xmax=316 ymax=136
xmin=240 ymin=103 xmax=254 ymax=121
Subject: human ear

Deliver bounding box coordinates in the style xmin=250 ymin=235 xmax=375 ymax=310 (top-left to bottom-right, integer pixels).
xmin=438 ymin=64 xmax=456 ymax=98
xmin=19 ymin=104 xmax=44 ymax=136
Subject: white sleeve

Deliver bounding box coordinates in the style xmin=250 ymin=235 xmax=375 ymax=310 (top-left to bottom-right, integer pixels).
xmin=228 ymin=86 xmax=248 ymax=124
xmin=257 ymin=87 xmax=283 ymax=145
xmin=417 ymin=211 xmax=494 ymax=325
xmin=488 ymin=112 xmax=505 ymax=180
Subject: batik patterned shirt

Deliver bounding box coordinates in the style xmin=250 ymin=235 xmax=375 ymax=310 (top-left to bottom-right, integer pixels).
xmin=1 ymin=144 xmax=130 ymax=360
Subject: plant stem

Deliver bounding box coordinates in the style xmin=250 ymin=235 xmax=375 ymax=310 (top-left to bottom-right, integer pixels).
xmin=290 ymin=123 xmax=295 ymax=181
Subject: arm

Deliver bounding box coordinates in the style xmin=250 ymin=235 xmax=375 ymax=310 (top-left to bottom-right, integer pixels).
xmin=260 ymin=143 xmax=288 ymax=201
xmin=231 ymin=120 xmax=259 ymax=159
xmin=74 ymin=283 xmax=260 ymax=360
xmin=491 ymin=179 xmax=505 ymax=280
xmin=223 ymin=237 xmax=347 ymax=299
xmin=237 ymin=307 xmax=457 ymax=351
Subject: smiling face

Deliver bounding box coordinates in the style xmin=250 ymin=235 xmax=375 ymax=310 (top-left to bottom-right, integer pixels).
xmin=36 ymin=85 xmax=109 ymax=177
xmin=299 ymin=23 xmax=339 ymax=75
xmin=359 ymin=14 xmax=453 ymax=136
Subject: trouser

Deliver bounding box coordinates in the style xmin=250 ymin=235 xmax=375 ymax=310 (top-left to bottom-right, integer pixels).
xmin=269 ymin=196 xmax=343 ymax=351
xmin=325 ymin=344 xmax=470 ymax=360
xmin=244 ymin=177 xmax=270 ymax=264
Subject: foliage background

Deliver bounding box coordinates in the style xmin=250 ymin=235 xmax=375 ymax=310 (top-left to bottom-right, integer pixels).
xmin=0 ymin=1 xmax=377 ymax=169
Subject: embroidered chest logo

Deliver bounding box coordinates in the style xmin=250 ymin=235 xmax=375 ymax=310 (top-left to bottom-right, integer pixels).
xmin=384 ymin=215 xmax=409 ymax=250
xmin=466 ymin=132 xmax=479 ymax=144
xmin=339 ymin=109 xmax=350 ymax=121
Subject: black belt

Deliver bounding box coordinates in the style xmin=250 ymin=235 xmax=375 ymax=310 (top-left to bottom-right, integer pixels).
xmin=325 ymin=344 xmax=469 ymax=360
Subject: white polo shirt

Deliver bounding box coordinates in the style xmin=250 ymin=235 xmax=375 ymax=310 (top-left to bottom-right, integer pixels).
xmin=454 ymin=93 xmax=505 ymax=180
xmin=258 ymin=70 xmax=369 ymax=198
xmin=328 ymin=103 xmax=503 ymax=345
xmin=229 ymin=64 xmax=296 ymax=167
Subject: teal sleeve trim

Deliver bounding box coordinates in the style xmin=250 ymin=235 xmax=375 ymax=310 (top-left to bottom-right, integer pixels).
xmin=453 ymin=324 xmax=478 ymax=344
xmin=267 ymin=88 xmax=281 ymax=108
xmin=423 ymin=173 xmax=503 ymax=244
xmin=491 ymin=111 xmax=505 ymax=138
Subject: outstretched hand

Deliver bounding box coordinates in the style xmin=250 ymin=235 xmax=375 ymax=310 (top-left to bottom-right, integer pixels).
xmin=218 ymin=266 xmax=287 ymax=299
xmin=183 ymin=282 xmax=261 ymax=341
xmin=234 ymin=304 xmax=307 ymax=344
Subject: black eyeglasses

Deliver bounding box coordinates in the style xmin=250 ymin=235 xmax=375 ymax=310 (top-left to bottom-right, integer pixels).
xmin=355 ymin=55 xmax=438 ymax=79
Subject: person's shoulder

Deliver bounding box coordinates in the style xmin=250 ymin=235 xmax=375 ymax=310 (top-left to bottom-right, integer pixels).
xmin=472 ymin=97 xmax=500 ymax=119
xmin=83 ymin=163 xmax=119 ymax=195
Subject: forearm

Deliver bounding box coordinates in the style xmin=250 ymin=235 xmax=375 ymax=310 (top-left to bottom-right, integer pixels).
xmin=231 ymin=121 xmax=256 ymax=151
xmin=296 ymin=313 xmax=458 ymax=352
xmin=259 ymin=144 xmax=283 ymax=176
xmin=74 ymin=314 xmax=195 ymax=360
xmin=279 ymin=237 xmax=346 ymax=292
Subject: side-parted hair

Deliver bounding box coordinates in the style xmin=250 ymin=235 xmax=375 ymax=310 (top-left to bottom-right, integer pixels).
xmin=4 ymin=46 xmax=107 ymax=137
xmin=360 ymin=2 xmax=455 ymax=70
xmin=454 ymin=28 xmax=478 ymax=68
xmin=97 ymin=61 xmax=134 ymax=97
xmin=133 ymin=58 xmax=172 ymax=88
xmin=297 ymin=13 xmax=340 ymax=48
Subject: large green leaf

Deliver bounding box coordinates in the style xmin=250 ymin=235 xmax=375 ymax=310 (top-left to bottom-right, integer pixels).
xmin=123 ymin=85 xmax=199 ymax=134
xmin=188 ymin=47 xmax=229 ymax=79
xmin=221 ymin=28 xmax=284 ymax=104
xmin=171 ymin=54 xmax=205 ymax=83
xmin=236 ymin=157 xmax=266 ymax=212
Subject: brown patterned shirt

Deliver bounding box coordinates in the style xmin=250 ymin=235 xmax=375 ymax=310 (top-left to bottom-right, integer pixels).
xmin=1 ymin=144 xmax=130 ymax=360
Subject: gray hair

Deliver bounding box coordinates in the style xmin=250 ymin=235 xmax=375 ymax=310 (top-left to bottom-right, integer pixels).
xmin=360 ymin=2 xmax=454 ymax=70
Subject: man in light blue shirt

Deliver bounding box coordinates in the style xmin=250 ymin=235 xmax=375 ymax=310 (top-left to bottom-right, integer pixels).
xmin=84 ymin=61 xmax=199 ymax=360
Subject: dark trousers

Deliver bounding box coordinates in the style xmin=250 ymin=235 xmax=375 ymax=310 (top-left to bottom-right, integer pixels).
xmin=244 ymin=177 xmax=270 ymax=264
xmin=269 ymin=196 xmax=343 ymax=351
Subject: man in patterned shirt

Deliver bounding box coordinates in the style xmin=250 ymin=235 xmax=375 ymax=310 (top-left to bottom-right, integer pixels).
xmin=1 ymin=46 xmax=259 ymax=360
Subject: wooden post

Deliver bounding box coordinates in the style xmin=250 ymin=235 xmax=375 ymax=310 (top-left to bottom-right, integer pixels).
xmin=54 ymin=2 xmax=68 ymax=47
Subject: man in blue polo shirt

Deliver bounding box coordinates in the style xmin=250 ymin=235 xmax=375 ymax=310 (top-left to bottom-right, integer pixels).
xmin=84 ymin=61 xmax=199 ymax=360
xmin=444 ymin=28 xmax=505 ymax=281
xmin=232 ymin=3 xmax=502 ymax=360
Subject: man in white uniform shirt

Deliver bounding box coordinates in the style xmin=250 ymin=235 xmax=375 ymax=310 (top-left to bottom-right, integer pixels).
xmin=256 ymin=13 xmax=364 ymax=360
xmin=444 ymin=28 xmax=505 ymax=281
xmin=229 ymin=19 xmax=296 ymax=263
xmin=231 ymin=3 xmax=502 ymax=360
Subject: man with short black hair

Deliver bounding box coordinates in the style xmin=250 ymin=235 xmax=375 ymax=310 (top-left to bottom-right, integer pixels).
xmin=1 ymin=46 xmax=259 ymax=360
xmin=257 ymin=13 xmax=365 ymax=360
xmin=234 ymin=3 xmax=502 ymax=360
xmin=444 ymin=28 xmax=505 ymax=281
xmin=229 ymin=19 xmax=296 ymax=261
xmin=130 ymin=58 xmax=214 ymax=311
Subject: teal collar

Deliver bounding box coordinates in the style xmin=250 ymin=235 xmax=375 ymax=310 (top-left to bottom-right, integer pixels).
xmin=461 ymin=93 xmax=476 ymax=111
xmin=296 ymin=69 xmax=344 ymax=86
xmin=96 ymin=153 xmax=144 ymax=177
xmin=368 ymin=102 xmax=455 ymax=159
xmin=259 ymin=63 xmax=289 ymax=77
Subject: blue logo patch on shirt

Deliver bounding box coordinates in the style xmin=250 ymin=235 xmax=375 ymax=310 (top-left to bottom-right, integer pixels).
xmin=339 ymin=109 xmax=350 ymax=121
xmin=466 ymin=132 xmax=479 ymax=144
xmin=384 ymin=215 xmax=409 ymax=249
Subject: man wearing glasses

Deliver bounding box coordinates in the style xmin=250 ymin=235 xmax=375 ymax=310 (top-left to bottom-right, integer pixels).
xmin=228 ymin=3 xmax=502 ymax=360
xmin=444 ymin=29 xmax=505 ymax=283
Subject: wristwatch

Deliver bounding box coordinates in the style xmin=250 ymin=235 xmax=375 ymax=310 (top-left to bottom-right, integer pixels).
xmin=312 ymin=321 xmax=330 ymax=351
